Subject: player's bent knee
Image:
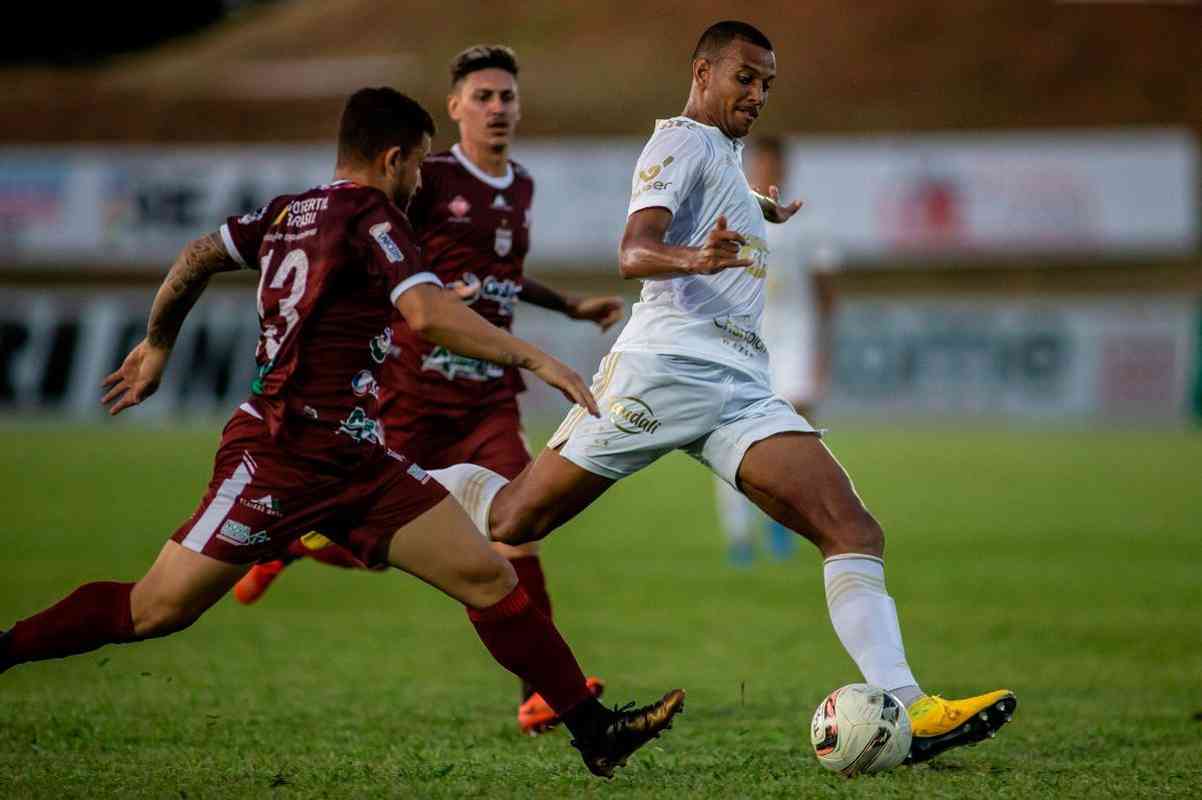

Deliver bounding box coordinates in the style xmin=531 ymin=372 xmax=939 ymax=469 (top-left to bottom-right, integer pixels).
xmin=826 ymin=510 xmax=885 ymax=557
xmin=461 ymin=557 xmax=519 ymax=610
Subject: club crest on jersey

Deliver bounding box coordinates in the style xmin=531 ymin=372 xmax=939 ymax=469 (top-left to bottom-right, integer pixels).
xmin=494 ymin=225 xmax=513 ymax=257
xmin=448 ymin=195 xmax=471 ymax=219
xmin=351 ymin=369 xmax=380 ymax=399
xmin=369 ymin=327 xmax=393 ymax=363
xmin=337 ymin=407 xmax=384 ymax=445
xmin=369 ymin=222 xmax=405 ymax=263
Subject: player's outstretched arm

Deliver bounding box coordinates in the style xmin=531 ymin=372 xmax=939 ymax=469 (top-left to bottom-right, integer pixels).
xmin=619 ymin=209 xmax=753 ymax=280
xmin=520 ymin=277 xmax=625 ymax=332
xmin=396 ymin=283 xmax=599 ymax=416
xmin=102 ymin=233 xmax=241 ymax=415
xmin=753 ymin=185 xmax=803 ymax=224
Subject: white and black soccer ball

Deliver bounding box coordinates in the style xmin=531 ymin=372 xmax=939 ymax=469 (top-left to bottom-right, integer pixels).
xmin=810 ymin=683 xmax=912 ymax=776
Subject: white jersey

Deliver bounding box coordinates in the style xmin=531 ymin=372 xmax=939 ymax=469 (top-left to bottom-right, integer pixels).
xmin=613 ymin=117 xmax=771 ymax=381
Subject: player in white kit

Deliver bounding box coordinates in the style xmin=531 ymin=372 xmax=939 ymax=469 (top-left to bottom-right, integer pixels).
xmin=431 ymin=20 xmax=1016 ymax=764
xmin=714 ymin=137 xmax=837 ymax=564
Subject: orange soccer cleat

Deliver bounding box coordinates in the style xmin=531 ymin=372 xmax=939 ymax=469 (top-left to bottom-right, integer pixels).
xmin=233 ymin=560 xmax=288 ymax=605
xmin=519 ymin=676 xmax=607 ymax=736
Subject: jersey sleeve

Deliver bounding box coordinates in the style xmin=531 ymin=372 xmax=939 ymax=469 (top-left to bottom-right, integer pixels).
xmin=354 ymin=197 xmax=443 ymax=305
xmin=627 ymin=125 xmax=707 ymax=218
xmin=219 ymin=200 xmax=281 ymax=270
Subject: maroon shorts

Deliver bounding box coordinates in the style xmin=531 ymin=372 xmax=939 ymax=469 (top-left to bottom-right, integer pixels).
xmin=388 ymin=399 xmax=531 ymax=480
xmin=170 ymin=409 xmax=448 ymax=567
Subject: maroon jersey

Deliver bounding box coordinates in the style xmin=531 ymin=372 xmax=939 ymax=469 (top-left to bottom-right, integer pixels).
xmin=220 ymin=180 xmax=439 ymax=457
xmin=382 ymin=146 xmax=534 ymax=421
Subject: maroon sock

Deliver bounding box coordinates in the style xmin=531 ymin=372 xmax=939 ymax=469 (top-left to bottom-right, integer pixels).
xmin=3 ymin=581 xmax=137 ymax=668
xmin=510 ymin=556 xmax=553 ymax=620
xmin=467 ymin=586 xmax=591 ymax=716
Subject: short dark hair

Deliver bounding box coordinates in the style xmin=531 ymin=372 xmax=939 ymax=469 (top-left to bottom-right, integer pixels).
xmin=450 ymin=44 xmax=519 ymax=88
xmin=692 ymin=21 xmax=773 ymax=62
xmin=336 ymin=87 xmax=435 ymax=166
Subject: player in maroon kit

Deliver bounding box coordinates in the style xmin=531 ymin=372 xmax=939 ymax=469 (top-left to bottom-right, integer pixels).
xmin=0 ymin=88 xmax=683 ymax=779
xmin=232 ymin=46 xmax=624 ymax=735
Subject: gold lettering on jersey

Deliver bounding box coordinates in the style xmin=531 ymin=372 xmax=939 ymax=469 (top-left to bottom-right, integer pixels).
xmin=637 ymin=155 xmax=675 ymax=184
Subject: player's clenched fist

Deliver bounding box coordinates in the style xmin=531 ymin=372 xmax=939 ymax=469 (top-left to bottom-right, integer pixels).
xmin=101 ymin=338 xmax=170 ymax=416
xmin=687 ymin=215 xmax=754 ymax=275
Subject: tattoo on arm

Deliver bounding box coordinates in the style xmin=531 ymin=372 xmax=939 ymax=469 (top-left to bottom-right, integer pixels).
xmin=146 ymin=233 xmax=239 ymax=349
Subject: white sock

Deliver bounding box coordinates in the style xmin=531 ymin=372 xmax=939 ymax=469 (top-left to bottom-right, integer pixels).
xmin=823 ymin=554 xmax=922 ymax=698
xmin=714 ymin=475 xmax=758 ymax=546
xmin=428 ymin=464 xmax=508 ymax=539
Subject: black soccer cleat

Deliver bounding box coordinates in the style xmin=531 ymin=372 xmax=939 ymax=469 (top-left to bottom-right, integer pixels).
xmin=572 ymin=688 xmax=686 ymax=779
xmin=904 ymin=690 xmax=1017 ymax=765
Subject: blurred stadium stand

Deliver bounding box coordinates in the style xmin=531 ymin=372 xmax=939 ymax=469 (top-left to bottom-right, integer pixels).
xmin=1 ymin=0 xmax=1199 ymax=422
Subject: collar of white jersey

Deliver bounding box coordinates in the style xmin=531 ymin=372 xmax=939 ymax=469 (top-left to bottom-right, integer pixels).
xmin=655 ymin=116 xmax=744 ymax=155
xmin=451 ymin=143 xmax=515 ymax=190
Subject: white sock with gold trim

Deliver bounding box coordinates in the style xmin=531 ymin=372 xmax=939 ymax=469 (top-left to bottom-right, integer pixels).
xmin=428 ymin=464 xmax=508 ymax=539
xmin=823 ymin=554 xmax=921 ymax=699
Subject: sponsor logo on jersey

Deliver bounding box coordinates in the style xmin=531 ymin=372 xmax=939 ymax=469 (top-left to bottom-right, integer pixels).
xmin=491 ymin=193 xmax=512 ymax=211
xmin=421 ymin=346 xmax=505 ymax=382
xmin=494 ymin=225 xmax=513 ymax=257
xmin=407 ymin=463 xmax=431 ymax=484
xmin=250 ymin=358 xmax=274 ymax=396
xmin=609 ymin=396 xmax=661 ymax=435
xmin=238 ymin=204 xmax=270 ymax=225
xmin=737 ymin=233 xmax=770 ymax=279
xmin=448 ymin=195 xmax=471 ymax=219
xmin=238 ymin=494 xmax=282 ymax=517
xmin=370 ymin=327 xmax=393 ymax=363
xmin=632 ymin=179 xmax=673 ymax=199
xmin=713 ymin=316 xmax=767 ymax=356
xmin=450 ymin=272 xmax=483 ymax=304
xmin=480 ymin=275 xmax=521 ymax=316
xmin=637 ymin=155 xmax=674 ymax=184
xmin=337 ymin=407 xmax=384 ymax=445
xmin=369 ymin=222 xmax=405 ymax=263
xmin=350 ymin=369 xmax=377 ymax=396
xmin=351 ymin=369 xmax=380 ymax=399
xmin=285 ymin=196 xmax=329 ymax=228
xmin=217 ymin=519 xmax=270 ymax=547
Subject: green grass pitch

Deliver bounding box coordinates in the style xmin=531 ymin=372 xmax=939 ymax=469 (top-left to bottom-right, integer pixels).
xmin=1 ymin=421 xmax=1200 ymax=798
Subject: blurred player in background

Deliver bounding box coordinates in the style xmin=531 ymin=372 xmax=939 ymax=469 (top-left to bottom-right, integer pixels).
xmin=430 ymin=21 xmax=1017 ymax=765
xmin=0 ymin=88 xmax=682 ymax=779
xmin=715 ymin=136 xmax=837 ymax=565
xmin=233 ymin=46 xmax=622 ymax=735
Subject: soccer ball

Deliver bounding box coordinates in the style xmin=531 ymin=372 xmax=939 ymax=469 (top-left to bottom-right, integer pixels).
xmin=810 ymin=684 xmax=912 ymax=776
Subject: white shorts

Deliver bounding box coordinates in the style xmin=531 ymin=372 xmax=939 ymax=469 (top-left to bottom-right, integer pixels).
xmin=548 ymin=351 xmax=817 ymax=487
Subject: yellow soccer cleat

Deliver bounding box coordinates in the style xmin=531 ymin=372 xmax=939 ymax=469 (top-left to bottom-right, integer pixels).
xmin=905 ymin=690 xmax=1017 ymax=764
